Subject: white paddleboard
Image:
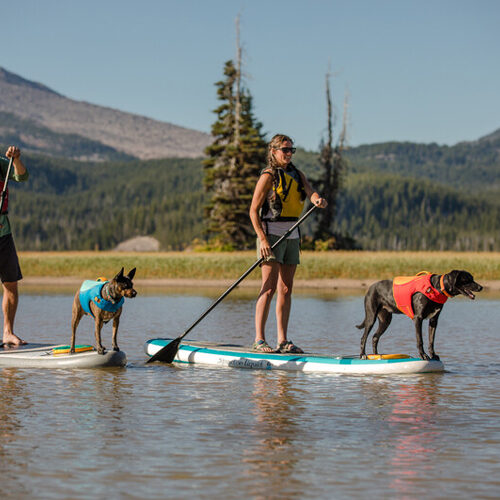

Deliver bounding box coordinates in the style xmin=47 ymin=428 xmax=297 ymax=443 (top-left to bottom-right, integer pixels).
xmin=0 ymin=343 xmax=126 ymax=368
xmin=145 ymin=338 xmax=444 ymax=375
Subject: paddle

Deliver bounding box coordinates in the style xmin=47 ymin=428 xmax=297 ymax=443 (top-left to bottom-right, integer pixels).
xmin=0 ymin=155 xmax=14 ymax=214
xmin=147 ymin=203 xmax=319 ymax=363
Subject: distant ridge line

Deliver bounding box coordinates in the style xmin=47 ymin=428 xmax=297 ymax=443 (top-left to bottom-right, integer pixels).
xmin=0 ymin=66 xmax=211 ymax=160
xmin=0 ymin=67 xmax=61 ymax=96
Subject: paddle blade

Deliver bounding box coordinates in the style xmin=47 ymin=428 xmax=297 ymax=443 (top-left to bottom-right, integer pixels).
xmin=146 ymin=337 xmax=181 ymax=363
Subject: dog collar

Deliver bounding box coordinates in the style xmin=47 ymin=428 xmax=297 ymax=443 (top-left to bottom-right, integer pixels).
xmin=440 ymin=275 xmax=452 ymax=297
xmin=102 ymin=282 xmax=120 ymax=304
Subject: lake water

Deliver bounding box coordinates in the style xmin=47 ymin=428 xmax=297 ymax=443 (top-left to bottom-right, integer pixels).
xmin=1 ymin=284 xmax=500 ymax=499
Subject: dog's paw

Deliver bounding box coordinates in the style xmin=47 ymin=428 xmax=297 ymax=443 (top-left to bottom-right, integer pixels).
xmin=420 ymin=353 xmax=431 ymax=361
xmin=431 ymin=354 xmax=440 ymax=361
xmin=97 ymin=347 xmax=106 ymax=355
xmin=113 ymin=347 xmax=120 ymax=352
xmin=360 ymin=354 xmax=368 ymax=360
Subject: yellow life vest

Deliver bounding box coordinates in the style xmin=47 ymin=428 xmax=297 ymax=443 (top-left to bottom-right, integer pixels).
xmin=261 ymin=165 xmax=306 ymax=221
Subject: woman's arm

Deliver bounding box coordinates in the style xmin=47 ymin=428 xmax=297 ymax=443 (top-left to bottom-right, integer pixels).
xmin=299 ymin=170 xmax=328 ymax=208
xmin=6 ymin=146 xmax=28 ymax=180
xmin=249 ymin=172 xmax=274 ymax=259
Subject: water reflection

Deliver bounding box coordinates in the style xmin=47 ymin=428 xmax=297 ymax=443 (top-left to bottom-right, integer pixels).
xmin=0 ymin=369 xmax=24 ymax=440
xmin=57 ymin=369 xmax=129 ymax=437
xmin=358 ymin=375 xmax=443 ymax=497
xmin=243 ymin=372 xmax=304 ymax=498
xmin=0 ymin=369 xmax=31 ymax=496
xmin=386 ymin=378 xmax=441 ymax=497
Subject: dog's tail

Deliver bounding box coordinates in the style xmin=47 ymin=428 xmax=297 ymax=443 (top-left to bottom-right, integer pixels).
xmin=356 ymin=320 xmax=365 ymax=330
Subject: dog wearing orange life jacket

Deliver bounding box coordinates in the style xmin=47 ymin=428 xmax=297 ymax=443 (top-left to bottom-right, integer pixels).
xmin=356 ymin=270 xmax=482 ymax=360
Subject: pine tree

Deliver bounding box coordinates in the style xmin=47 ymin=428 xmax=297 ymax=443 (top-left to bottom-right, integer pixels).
xmin=203 ymin=22 xmax=267 ymax=250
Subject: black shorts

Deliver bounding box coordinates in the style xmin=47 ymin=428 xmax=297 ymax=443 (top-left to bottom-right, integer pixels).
xmin=0 ymin=233 xmax=23 ymax=283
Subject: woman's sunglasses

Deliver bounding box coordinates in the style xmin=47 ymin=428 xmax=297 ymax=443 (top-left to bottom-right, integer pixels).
xmin=274 ymin=147 xmax=296 ymax=154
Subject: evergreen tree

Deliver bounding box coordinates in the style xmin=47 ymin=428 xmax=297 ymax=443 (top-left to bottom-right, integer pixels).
xmin=203 ymin=50 xmax=267 ymax=249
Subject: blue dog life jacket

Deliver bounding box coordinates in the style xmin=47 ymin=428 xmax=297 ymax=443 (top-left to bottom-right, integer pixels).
xmin=79 ymin=280 xmax=124 ymax=318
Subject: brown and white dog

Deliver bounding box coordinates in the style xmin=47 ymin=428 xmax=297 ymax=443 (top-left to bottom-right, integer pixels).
xmin=70 ymin=268 xmax=137 ymax=354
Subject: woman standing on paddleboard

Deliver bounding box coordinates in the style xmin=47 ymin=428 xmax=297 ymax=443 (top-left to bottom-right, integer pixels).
xmin=249 ymin=134 xmax=327 ymax=353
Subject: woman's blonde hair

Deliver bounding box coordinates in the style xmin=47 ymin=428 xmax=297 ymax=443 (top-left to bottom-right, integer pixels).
xmin=267 ymin=134 xmax=294 ymax=171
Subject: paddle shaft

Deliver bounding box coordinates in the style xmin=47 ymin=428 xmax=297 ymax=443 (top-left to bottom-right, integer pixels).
xmin=0 ymin=156 xmax=13 ymax=214
xmin=147 ymin=203 xmax=318 ymax=363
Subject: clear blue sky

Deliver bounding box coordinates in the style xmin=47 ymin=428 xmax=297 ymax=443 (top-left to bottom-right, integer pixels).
xmin=3 ymin=0 xmax=499 ymax=151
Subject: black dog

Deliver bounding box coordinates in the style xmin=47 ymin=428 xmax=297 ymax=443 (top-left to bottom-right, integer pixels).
xmin=356 ymin=270 xmax=482 ymax=360
xmin=71 ymin=268 xmax=137 ymax=354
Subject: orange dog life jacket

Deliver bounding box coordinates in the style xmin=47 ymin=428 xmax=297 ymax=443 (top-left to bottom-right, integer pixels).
xmin=393 ymin=272 xmax=449 ymax=319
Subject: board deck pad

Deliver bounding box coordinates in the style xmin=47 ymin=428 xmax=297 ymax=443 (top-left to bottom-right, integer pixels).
xmin=52 ymin=345 xmax=94 ymax=355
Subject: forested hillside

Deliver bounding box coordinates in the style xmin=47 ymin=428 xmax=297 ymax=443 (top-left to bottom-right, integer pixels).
xmin=11 ymin=156 xmax=206 ymax=250
xmin=344 ymin=132 xmax=500 ymax=192
xmin=6 ymin=130 xmax=500 ymax=251
xmin=336 ymin=173 xmax=500 ymax=251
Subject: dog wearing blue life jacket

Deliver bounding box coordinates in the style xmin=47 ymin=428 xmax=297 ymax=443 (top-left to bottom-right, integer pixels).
xmin=71 ymin=268 xmax=137 ymax=354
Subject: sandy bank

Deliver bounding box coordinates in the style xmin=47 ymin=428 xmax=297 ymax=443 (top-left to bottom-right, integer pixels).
xmin=19 ymin=277 xmax=500 ymax=291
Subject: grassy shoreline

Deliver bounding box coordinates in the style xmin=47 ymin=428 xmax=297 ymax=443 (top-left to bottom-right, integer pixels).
xmin=18 ymin=250 xmax=500 ymax=281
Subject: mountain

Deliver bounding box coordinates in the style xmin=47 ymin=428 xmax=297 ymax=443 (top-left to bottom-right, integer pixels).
xmin=0 ymin=67 xmax=211 ymax=160
xmin=476 ymin=128 xmax=500 ymax=143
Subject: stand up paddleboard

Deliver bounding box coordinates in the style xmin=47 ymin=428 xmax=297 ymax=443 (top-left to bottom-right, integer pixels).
xmin=144 ymin=338 xmax=444 ymax=375
xmin=0 ymin=343 xmax=127 ymax=368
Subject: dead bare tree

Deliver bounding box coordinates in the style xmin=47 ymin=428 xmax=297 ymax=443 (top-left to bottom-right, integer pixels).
xmin=313 ymin=71 xmax=350 ymax=247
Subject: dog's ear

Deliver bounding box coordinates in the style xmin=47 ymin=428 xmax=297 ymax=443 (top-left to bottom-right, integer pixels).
xmin=445 ymin=270 xmax=461 ymax=293
xmin=127 ymin=268 xmax=136 ymax=280
xmin=114 ymin=267 xmax=125 ymax=280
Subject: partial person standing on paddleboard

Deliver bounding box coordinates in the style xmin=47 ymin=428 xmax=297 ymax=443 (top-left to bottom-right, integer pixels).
xmin=249 ymin=134 xmax=327 ymax=353
xmin=0 ymin=146 xmax=29 ymax=346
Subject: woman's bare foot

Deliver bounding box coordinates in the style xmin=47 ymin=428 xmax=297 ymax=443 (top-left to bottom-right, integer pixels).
xmin=2 ymin=332 xmax=27 ymax=346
